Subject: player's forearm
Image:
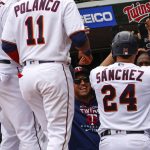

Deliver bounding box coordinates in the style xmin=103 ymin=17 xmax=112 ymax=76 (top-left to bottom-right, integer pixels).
xmin=76 ymin=38 xmax=91 ymax=55
xmin=2 ymin=40 xmax=19 ymax=64
xmin=77 ymin=39 xmax=93 ymax=65
xmin=100 ymin=52 xmax=114 ymax=66
xmin=70 ymin=31 xmax=91 ymax=51
xmin=70 ymin=31 xmax=93 ymax=65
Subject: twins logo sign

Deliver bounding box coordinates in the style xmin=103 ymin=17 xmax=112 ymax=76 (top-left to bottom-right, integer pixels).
xmin=79 ymin=6 xmax=117 ymax=28
xmin=123 ymin=2 xmax=150 ymax=23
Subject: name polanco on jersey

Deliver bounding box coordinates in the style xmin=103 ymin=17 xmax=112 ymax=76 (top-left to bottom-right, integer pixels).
xmin=14 ymin=0 xmax=60 ymax=17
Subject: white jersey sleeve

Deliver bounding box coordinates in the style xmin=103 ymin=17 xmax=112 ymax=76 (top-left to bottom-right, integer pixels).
xmin=0 ymin=3 xmax=5 ymax=33
xmin=0 ymin=0 xmax=18 ymax=60
xmin=1 ymin=0 xmax=18 ymax=28
xmin=1 ymin=6 xmax=16 ymax=44
xmin=63 ymin=0 xmax=84 ymax=36
xmin=90 ymin=66 xmax=104 ymax=89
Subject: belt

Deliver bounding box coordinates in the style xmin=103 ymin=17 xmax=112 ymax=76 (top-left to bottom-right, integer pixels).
xmin=101 ymin=129 xmax=145 ymax=137
xmin=0 ymin=60 xmax=11 ymax=64
xmin=23 ymin=60 xmax=55 ymax=66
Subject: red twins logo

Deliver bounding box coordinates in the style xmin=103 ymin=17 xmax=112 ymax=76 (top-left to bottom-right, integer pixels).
xmin=123 ymin=2 xmax=150 ymax=23
xmin=86 ymin=114 xmax=98 ymax=125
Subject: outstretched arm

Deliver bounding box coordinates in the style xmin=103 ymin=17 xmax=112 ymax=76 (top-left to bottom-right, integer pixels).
xmin=100 ymin=52 xmax=114 ymax=66
xmin=70 ymin=31 xmax=93 ymax=65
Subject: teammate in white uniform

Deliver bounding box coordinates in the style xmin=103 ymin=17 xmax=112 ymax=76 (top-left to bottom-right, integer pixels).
xmin=90 ymin=31 xmax=150 ymax=150
xmin=0 ymin=1 xmax=43 ymax=149
xmin=0 ymin=111 xmax=19 ymax=150
xmin=1 ymin=0 xmax=93 ymax=149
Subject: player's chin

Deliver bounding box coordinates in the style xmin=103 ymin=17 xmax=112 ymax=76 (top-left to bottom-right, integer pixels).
xmin=79 ymin=91 xmax=89 ymax=96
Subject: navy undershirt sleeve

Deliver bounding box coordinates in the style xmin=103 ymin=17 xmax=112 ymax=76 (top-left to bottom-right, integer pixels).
xmin=70 ymin=31 xmax=87 ymax=48
xmin=2 ymin=41 xmax=17 ymax=53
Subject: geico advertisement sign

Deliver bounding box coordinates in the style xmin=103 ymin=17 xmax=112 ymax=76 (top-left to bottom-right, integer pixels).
xmin=82 ymin=12 xmax=113 ymax=23
xmin=79 ymin=6 xmax=117 ymax=28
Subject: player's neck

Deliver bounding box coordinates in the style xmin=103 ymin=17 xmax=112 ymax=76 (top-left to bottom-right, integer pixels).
xmin=116 ymin=56 xmax=135 ymax=63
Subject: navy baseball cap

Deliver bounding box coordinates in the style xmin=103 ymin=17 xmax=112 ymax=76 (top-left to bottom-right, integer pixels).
xmin=74 ymin=66 xmax=90 ymax=78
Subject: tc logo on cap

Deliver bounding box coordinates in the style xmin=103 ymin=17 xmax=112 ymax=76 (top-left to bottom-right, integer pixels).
xmin=123 ymin=48 xmax=129 ymax=55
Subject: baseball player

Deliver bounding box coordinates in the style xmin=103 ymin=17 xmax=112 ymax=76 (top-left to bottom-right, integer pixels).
xmin=0 ymin=111 xmax=19 ymax=150
xmin=1 ymin=0 xmax=93 ymax=150
xmin=0 ymin=1 xmax=43 ymax=149
xmin=90 ymin=31 xmax=150 ymax=150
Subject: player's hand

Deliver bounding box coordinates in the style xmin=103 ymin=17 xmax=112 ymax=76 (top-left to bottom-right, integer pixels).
xmin=78 ymin=50 xmax=93 ymax=65
xmin=84 ymin=26 xmax=90 ymax=34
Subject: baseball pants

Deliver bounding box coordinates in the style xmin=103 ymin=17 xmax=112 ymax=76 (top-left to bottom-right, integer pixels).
xmin=0 ymin=64 xmax=42 ymax=150
xmin=19 ymin=62 xmax=74 ymax=150
xmin=100 ymin=134 xmax=150 ymax=150
xmin=0 ymin=111 xmax=19 ymax=150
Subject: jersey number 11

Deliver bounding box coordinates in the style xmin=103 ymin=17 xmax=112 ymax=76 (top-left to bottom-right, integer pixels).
xmin=25 ymin=15 xmax=45 ymax=46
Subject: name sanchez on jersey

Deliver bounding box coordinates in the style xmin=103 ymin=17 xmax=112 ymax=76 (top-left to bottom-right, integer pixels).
xmin=96 ymin=69 xmax=144 ymax=83
xmin=14 ymin=0 xmax=60 ymax=17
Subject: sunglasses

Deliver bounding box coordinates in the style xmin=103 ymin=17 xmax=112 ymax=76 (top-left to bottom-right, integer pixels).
xmin=74 ymin=77 xmax=89 ymax=84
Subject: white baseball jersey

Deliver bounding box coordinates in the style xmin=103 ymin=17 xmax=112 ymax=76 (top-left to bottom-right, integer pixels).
xmin=2 ymin=0 xmax=84 ymax=64
xmin=90 ymin=62 xmax=150 ymax=133
xmin=0 ymin=1 xmax=44 ymax=150
xmin=0 ymin=0 xmax=18 ymax=60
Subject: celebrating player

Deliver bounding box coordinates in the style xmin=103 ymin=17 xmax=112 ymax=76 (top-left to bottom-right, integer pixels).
xmin=90 ymin=31 xmax=150 ymax=150
xmin=0 ymin=0 xmax=42 ymax=149
xmin=1 ymin=0 xmax=93 ymax=149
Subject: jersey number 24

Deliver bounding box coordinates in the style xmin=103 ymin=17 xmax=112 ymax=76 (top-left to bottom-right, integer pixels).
xmin=101 ymin=84 xmax=137 ymax=112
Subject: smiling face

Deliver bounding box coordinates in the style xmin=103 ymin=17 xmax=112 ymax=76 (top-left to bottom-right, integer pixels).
xmin=136 ymin=53 xmax=150 ymax=66
xmin=74 ymin=74 xmax=92 ymax=100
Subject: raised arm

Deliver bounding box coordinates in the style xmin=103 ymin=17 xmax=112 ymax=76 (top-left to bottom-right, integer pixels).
xmin=70 ymin=31 xmax=93 ymax=65
xmin=100 ymin=52 xmax=114 ymax=66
